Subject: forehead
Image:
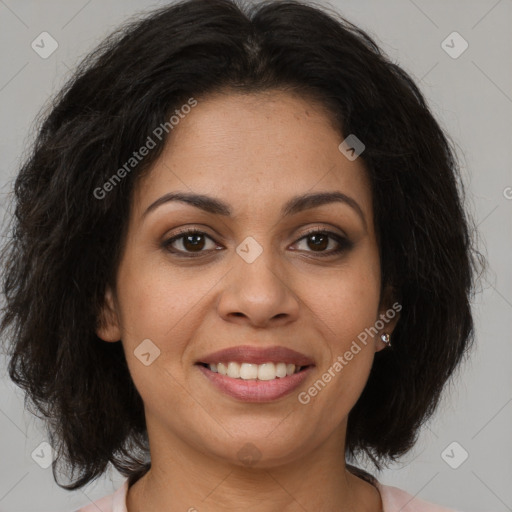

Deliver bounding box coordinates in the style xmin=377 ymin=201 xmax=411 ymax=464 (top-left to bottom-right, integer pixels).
xmin=133 ymin=90 xmax=372 ymax=221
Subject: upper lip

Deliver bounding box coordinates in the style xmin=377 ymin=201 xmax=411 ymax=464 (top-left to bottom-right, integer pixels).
xmin=197 ymin=345 xmax=315 ymax=366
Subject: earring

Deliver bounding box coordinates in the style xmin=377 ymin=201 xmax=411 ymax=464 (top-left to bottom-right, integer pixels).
xmin=380 ymin=333 xmax=391 ymax=347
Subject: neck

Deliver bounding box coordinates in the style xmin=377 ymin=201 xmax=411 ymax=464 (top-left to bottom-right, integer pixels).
xmin=126 ymin=427 xmax=382 ymax=512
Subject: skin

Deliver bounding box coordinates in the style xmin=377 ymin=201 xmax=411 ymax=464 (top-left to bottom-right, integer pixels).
xmin=97 ymin=90 xmax=399 ymax=512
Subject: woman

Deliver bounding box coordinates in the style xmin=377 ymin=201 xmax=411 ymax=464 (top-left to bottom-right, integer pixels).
xmin=0 ymin=0 xmax=479 ymax=510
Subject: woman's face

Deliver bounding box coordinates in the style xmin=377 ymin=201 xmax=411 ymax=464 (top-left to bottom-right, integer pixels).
xmin=98 ymin=90 xmax=396 ymax=468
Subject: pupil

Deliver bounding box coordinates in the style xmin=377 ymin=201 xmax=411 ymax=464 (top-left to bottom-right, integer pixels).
xmin=309 ymin=233 xmax=328 ymax=251
xmin=184 ymin=234 xmax=205 ymax=251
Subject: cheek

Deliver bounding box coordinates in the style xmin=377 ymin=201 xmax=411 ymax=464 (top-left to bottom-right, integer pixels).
xmin=113 ymin=253 xmax=228 ymax=400
xmin=115 ymin=254 xmax=211 ymax=342
xmin=312 ymin=283 xmax=380 ymax=382
xmin=306 ymin=250 xmax=381 ymax=341
xmin=300 ymin=250 xmax=381 ymax=405
xmin=114 ymin=258 xmax=199 ymax=408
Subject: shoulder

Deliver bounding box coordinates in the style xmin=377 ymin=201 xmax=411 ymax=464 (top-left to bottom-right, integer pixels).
xmin=376 ymin=481 xmax=462 ymax=512
xmin=73 ymin=479 xmax=129 ymax=512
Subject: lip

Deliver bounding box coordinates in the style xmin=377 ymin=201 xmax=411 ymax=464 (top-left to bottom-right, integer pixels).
xmin=196 ymin=345 xmax=315 ymax=366
xmin=197 ymin=364 xmax=314 ymax=402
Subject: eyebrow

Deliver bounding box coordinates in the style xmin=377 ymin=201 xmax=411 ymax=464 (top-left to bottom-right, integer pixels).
xmin=142 ymin=191 xmax=366 ymax=228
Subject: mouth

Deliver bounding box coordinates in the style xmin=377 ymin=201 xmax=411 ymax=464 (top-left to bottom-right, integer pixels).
xmin=195 ymin=345 xmax=315 ymax=402
xmin=195 ymin=361 xmax=315 ymax=403
xmin=196 ymin=361 xmax=312 ymax=381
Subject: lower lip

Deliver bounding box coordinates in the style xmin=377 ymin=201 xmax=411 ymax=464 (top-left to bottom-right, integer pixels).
xmin=196 ymin=364 xmax=314 ymax=402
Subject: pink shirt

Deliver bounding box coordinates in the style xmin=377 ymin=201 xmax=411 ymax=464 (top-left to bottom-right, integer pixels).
xmin=74 ymin=479 xmax=461 ymax=511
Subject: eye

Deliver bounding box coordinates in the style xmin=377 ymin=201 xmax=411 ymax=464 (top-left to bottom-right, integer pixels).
xmin=293 ymin=227 xmax=353 ymax=257
xmin=162 ymin=227 xmax=352 ymax=258
xmin=162 ymin=229 xmax=219 ymax=257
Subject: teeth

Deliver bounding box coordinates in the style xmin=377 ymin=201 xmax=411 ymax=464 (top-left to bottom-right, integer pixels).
xmin=240 ymin=363 xmax=258 ymax=380
xmin=258 ymin=363 xmax=276 ymax=381
xmin=207 ymin=362 xmax=303 ymax=380
xmin=275 ymin=363 xmax=287 ymax=378
xmin=227 ymin=362 xmax=240 ymax=378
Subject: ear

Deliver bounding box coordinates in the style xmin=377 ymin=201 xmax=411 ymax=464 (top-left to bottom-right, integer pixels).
xmin=375 ymin=285 xmax=401 ymax=352
xmin=96 ymin=286 xmax=122 ymax=342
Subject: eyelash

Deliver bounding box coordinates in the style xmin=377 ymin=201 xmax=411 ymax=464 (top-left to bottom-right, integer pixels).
xmin=162 ymin=227 xmax=352 ymax=258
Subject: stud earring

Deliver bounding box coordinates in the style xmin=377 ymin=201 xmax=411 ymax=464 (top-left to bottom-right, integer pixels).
xmin=380 ymin=333 xmax=391 ymax=347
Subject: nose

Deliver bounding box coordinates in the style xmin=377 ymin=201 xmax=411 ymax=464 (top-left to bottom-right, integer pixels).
xmin=216 ymin=245 xmax=300 ymax=329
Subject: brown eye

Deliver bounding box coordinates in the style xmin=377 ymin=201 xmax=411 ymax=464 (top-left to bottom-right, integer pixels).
xmin=163 ymin=230 xmax=217 ymax=256
xmin=305 ymin=232 xmax=329 ymax=251
xmin=162 ymin=227 xmax=352 ymax=258
xmin=181 ymin=233 xmax=206 ymax=251
xmin=294 ymin=228 xmax=353 ymax=256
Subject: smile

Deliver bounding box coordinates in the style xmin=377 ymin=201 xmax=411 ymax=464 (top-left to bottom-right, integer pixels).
xmin=200 ymin=361 xmax=306 ymax=380
xmin=196 ymin=362 xmax=313 ymax=402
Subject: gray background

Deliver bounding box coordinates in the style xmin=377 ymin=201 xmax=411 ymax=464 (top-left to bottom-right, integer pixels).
xmin=0 ymin=1 xmax=511 ymax=511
